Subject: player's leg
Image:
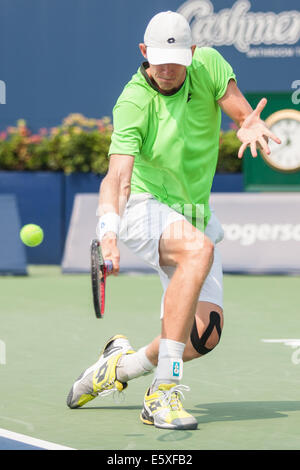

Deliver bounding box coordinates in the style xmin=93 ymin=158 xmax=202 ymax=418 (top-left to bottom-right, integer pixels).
xmin=143 ymin=301 xmax=223 ymax=364
xmin=152 ymin=242 xmax=224 ymax=362
xmin=140 ymin=218 xmax=214 ymax=430
xmin=183 ymin=301 xmax=223 ymax=360
xmin=179 ymin=243 xmax=224 ymax=361
xmin=158 ymin=219 xmax=214 ymax=342
xmin=152 ymin=218 xmax=214 ymax=375
xmin=129 ymin=240 xmax=224 ymax=366
xmin=118 ymin=220 xmax=216 ymax=372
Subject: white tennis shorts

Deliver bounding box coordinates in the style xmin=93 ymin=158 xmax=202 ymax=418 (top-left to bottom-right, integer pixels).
xmin=119 ymin=193 xmax=224 ymax=317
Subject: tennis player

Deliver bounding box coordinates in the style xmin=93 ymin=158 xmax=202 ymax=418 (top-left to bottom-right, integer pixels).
xmin=67 ymin=11 xmax=281 ymax=430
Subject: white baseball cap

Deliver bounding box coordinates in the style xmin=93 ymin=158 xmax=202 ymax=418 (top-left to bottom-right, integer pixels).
xmin=144 ymin=11 xmax=193 ymax=66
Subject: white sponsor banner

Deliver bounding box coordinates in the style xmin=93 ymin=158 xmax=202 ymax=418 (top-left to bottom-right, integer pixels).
xmin=63 ymin=193 xmax=300 ymax=275
xmin=178 ymin=0 xmax=300 ymax=57
xmin=210 ymin=193 xmax=300 ymax=273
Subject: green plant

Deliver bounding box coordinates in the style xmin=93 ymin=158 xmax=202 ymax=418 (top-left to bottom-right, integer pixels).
xmin=0 ymin=114 xmax=112 ymax=174
xmin=0 ymin=116 xmax=242 ymax=174
xmin=217 ymin=128 xmax=242 ymax=173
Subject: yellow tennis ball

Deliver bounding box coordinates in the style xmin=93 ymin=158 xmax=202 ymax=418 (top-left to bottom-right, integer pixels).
xmin=20 ymin=224 xmax=44 ymax=247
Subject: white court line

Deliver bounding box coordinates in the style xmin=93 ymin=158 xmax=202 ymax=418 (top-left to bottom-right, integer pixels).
xmin=261 ymin=339 xmax=300 ymax=348
xmin=0 ymin=428 xmax=75 ymax=450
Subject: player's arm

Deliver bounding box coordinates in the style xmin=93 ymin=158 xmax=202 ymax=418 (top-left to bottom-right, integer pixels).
xmin=218 ymin=79 xmax=281 ymax=159
xmin=97 ymin=154 xmax=134 ymax=275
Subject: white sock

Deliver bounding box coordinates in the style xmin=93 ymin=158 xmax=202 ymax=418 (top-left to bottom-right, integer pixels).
xmin=151 ymin=338 xmax=185 ymax=392
xmin=116 ymin=346 xmax=155 ymax=382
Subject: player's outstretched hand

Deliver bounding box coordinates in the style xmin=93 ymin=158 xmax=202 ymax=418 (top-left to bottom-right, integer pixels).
xmin=237 ymin=98 xmax=281 ymax=159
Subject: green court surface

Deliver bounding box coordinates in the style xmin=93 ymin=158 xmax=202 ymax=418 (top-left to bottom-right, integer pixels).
xmin=0 ymin=266 xmax=300 ymax=450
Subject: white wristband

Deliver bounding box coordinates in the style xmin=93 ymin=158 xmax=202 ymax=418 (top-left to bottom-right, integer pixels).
xmin=97 ymin=213 xmax=120 ymax=241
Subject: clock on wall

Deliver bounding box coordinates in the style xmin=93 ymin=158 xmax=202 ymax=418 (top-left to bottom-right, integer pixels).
xmin=260 ymin=109 xmax=300 ymax=173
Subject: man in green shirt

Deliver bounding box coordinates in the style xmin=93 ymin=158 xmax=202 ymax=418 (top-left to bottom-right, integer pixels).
xmin=67 ymin=11 xmax=281 ymax=430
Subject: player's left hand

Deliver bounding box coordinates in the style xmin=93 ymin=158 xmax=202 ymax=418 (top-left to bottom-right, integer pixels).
xmin=237 ymin=98 xmax=281 ymax=159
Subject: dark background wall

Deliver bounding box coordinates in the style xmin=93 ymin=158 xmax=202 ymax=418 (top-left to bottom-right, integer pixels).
xmin=1 ymin=0 xmax=299 ymax=132
xmin=0 ymin=0 xmax=299 ymax=264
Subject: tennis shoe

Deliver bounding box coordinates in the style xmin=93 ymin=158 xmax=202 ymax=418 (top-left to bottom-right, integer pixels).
xmin=67 ymin=334 xmax=135 ymax=409
xmin=140 ymin=383 xmax=198 ymax=430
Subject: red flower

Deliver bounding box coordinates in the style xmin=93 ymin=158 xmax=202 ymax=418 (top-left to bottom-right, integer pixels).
xmin=0 ymin=131 xmax=7 ymax=140
xmin=20 ymin=126 xmax=30 ymax=137
xmin=28 ymin=135 xmax=42 ymax=144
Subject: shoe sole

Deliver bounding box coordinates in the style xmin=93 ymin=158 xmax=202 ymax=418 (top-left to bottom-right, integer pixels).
xmin=140 ymin=408 xmax=198 ymax=430
xmin=140 ymin=410 xmax=154 ymax=426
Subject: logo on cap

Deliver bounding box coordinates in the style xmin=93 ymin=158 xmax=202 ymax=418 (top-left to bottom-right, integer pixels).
xmin=167 ymin=37 xmax=176 ymax=44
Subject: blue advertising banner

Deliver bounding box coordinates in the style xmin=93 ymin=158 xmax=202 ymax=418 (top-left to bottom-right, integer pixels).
xmin=178 ymin=0 xmax=300 ymax=93
xmin=0 ymin=0 xmax=299 ymax=131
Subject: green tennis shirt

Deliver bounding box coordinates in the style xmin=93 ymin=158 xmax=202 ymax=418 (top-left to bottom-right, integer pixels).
xmin=109 ymin=47 xmax=236 ymax=228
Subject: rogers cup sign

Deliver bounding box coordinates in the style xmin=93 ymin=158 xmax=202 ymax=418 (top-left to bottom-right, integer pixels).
xmin=178 ymin=0 xmax=300 ymax=57
xmin=209 ymin=193 xmax=300 ymax=274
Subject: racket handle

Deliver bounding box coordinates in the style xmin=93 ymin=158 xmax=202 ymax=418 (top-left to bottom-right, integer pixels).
xmin=104 ymin=260 xmax=113 ymax=273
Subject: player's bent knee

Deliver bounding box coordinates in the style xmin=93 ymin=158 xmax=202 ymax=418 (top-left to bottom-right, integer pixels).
xmin=181 ymin=236 xmax=214 ymax=269
xmin=190 ymin=311 xmax=222 ymax=355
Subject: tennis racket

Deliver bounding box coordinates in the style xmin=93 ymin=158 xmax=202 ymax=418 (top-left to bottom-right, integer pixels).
xmin=90 ymin=239 xmax=113 ymax=319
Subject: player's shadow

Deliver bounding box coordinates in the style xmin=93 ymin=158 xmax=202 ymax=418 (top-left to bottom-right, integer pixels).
xmin=191 ymin=400 xmax=300 ymax=424
xmin=77 ymin=400 xmax=300 ymax=420
xmin=156 ymin=401 xmax=300 ymax=442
